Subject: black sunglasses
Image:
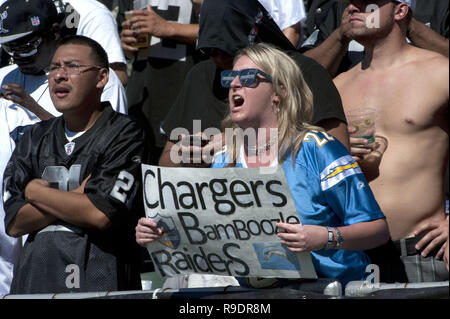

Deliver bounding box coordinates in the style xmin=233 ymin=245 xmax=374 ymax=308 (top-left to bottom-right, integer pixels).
xmin=2 ymin=35 xmax=42 ymax=58
xmin=220 ymin=68 xmax=272 ymax=88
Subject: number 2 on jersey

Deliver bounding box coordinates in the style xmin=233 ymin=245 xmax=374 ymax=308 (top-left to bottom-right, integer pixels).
xmin=110 ymin=171 xmax=135 ymax=203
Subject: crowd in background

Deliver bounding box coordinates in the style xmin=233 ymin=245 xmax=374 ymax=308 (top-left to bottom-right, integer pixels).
xmin=0 ymin=0 xmax=448 ymax=296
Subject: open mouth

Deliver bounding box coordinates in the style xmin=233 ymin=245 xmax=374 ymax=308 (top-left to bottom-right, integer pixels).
xmin=54 ymin=86 xmax=70 ymax=98
xmin=232 ymin=94 xmax=244 ymax=109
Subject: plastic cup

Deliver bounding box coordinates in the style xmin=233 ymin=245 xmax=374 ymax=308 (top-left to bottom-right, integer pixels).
xmin=124 ymin=11 xmax=150 ymax=49
xmin=346 ymin=108 xmax=377 ymax=145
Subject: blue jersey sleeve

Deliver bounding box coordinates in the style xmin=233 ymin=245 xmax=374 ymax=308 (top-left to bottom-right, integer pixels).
xmin=211 ymin=149 xmax=230 ymax=168
xmin=303 ymin=131 xmax=385 ymax=225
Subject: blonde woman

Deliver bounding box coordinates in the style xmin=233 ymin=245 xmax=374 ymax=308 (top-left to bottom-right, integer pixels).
xmin=212 ymin=43 xmax=390 ymax=287
xmin=136 ymin=43 xmax=390 ymax=287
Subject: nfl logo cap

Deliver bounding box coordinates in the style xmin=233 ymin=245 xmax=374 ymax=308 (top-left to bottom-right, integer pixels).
xmin=0 ymin=0 xmax=58 ymax=44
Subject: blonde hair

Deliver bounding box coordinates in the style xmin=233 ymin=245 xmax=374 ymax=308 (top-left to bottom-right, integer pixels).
xmin=222 ymin=43 xmax=323 ymax=165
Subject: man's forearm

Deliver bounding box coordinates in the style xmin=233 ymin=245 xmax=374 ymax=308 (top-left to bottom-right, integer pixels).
xmin=408 ymin=18 xmax=449 ymax=58
xmin=21 ymin=99 xmax=54 ymax=121
xmin=26 ymin=183 xmax=111 ymax=230
xmin=303 ymin=28 xmax=350 ymax=77
xmin=167 ymin=23 xmax=199 ymax=46
xmin=7 ymin=203 xmax=57 ymax=237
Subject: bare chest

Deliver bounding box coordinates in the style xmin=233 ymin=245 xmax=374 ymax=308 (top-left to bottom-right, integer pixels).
xmin=340 ymin=73 xmax=444 ymax=135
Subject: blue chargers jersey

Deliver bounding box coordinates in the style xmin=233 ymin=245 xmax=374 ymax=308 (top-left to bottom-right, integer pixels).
xmin=212 ymin=130 xmax=385 ymax=286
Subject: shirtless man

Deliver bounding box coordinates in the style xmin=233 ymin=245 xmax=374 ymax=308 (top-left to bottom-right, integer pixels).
xmin=334 ymin=0 xmax=449 ymax=282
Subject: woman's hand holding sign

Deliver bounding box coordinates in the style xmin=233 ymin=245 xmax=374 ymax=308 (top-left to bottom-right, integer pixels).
xmin=136 ymin=217 xmax=163 ymax=247
xmin=276 ymin=222 xmax=329 ymax=252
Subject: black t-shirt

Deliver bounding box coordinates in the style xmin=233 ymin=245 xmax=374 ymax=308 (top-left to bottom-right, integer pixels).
xmin=288 ymin=50 xmax=346 ymax=125
xmin=4 ymin=104 xmax=148 ymax=293
xmin=161 ymin=59 xmax=228 ymax=138
xmin=161 ymin=52 xmax=346 ymax=139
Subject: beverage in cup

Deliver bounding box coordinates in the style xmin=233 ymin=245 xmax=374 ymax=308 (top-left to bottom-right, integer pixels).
xmin=346 ymin=108 xmax=377 ymax=145
xmin=124 ymin=11 xmax=150 ymax=49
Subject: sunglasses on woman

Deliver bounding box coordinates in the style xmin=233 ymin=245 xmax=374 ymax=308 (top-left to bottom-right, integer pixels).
xmin=221 ymin=68 xmax=272 ymax=88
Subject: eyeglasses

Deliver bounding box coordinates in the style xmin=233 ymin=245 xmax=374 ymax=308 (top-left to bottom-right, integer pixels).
xmin=46 ymin=63 xmax=102 ymax=76
xmin=2 ymin=36 xmax=42 ymax=58
xmin=220 ymin=68 xmax=272 ymax=88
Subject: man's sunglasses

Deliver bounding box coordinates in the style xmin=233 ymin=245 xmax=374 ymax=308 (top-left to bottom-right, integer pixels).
xmin=2 ymin=36 xmax=42 ymax=58
xmin=220 ymin=68 xmax=272 ymax=88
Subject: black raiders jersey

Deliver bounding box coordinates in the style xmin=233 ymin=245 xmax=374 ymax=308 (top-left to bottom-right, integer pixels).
xmin=3 ymin=103 xmax=148 ymax=293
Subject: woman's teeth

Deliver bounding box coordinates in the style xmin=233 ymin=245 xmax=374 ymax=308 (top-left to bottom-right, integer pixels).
xmin=233 ymin=95 xmax=244 ymax=107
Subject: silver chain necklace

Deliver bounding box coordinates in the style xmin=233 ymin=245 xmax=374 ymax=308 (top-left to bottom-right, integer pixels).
xmin=247 ymin=135 xmax=278 ymax=155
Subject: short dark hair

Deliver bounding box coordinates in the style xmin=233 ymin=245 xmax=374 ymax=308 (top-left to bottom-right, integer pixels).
xmin=55 ymin=35 xmax=109 ymax=69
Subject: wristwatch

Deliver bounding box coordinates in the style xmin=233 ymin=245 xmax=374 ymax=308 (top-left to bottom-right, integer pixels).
xmin=324 ymin=226 xmax=335 ymax=249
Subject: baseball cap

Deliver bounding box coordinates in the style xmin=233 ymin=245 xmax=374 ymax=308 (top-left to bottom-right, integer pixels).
xmin=0 ymin=0 xmax=58 ymax=45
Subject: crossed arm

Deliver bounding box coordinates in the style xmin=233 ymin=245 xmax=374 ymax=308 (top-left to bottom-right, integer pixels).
xmin=7 ymin=177 xmax=111 ymax=237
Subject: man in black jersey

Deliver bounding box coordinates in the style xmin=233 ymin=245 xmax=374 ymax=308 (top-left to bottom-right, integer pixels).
xmin=3 ymin=35 xmax=148 ymax=294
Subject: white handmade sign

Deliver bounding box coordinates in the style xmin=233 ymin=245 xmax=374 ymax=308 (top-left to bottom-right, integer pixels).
xmin=142 ymin=165 xmax=317 ymax=279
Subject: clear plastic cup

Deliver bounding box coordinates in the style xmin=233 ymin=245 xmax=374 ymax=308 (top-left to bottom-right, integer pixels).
xmin=346 ymin=108 xmax=377 ymax=145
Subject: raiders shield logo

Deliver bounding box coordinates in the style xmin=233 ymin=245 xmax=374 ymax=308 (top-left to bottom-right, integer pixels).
xmin=64 ymin=142 xmax=75 ymax=155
